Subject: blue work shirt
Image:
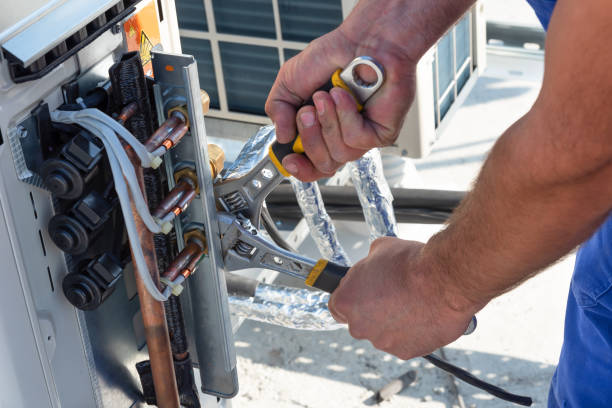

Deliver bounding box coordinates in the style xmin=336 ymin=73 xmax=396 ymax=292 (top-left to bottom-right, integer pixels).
xmin=525 ymin=1 xmax=612 ymax=406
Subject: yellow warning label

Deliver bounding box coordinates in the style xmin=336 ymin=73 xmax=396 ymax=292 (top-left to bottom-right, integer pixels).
xmin=139 ymin=31 xmax=154 ymax=65
xmin=127 ymin=24 xmax=137 ymax=38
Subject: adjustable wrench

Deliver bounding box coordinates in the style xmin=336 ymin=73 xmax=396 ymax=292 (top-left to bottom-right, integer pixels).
xmin=213 ymin=56 xmax=385 ymax=228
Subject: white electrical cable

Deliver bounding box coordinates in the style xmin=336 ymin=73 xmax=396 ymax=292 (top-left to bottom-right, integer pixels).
xmin=73 ymin=108 xmax=161 ymax=169
xmin=77 ymin=117 xmax=164 ymax=233
xmin=50 ymin=110 xmax=166 ymax=234
xmin=50 ymin=109 xmax=171 ymax=300
xmin=83 ymin=123 xmax=169 ymax=301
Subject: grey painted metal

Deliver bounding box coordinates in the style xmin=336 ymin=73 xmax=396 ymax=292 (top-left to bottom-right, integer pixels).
xmin=151 ymin=50 xmax=238 ymax=398
xmin=0 ymin=20 xmax=157 ymax=408
xmin=1 ymin=0 xmax=121 ymax=66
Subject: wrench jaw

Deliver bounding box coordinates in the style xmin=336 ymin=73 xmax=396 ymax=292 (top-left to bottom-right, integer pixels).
xmin=213 ymin=157 xmax=286 ymax=229
xmin=218 ymin=212 xmax=317 ymax=280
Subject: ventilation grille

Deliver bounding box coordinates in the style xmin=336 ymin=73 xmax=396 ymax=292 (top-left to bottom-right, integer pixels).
xmin=175 ymin=1 xmax=476 ymax=129
xmin=432 ymin=14 xmax=473 ymax=127
xmin=175 ymin=0 xmax=343 ymax=117
xmin=3 ymin=1 xmax=139 ymax=84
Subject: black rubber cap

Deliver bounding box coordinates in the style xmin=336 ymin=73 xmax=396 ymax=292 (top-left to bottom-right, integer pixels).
xmin=48 ymin=214 xmax=89 ymax=254
xmin=40 ymin=158 xmax=84 ymax=199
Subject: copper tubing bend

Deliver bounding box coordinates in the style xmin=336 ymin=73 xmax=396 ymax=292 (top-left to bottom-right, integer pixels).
xmin=117 ymin=102 xmax=139 ymax=124
xmin=145 ymin=111 xmax=188 ymax=152
xmin=163 ymin=239 xmax=205 ymax=282
xmin=152 ymin=178 xmax=197 ymax=223
xmin=126 ymin=150 xmax=180 ymax=408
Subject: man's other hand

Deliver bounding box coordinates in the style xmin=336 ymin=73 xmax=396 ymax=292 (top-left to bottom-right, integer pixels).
xmin=328 ymin=237 xmax=478 ymax=359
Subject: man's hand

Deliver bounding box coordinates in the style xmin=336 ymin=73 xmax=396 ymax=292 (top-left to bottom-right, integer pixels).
xmin=265 ymin=0 xmax=475 ymax=182
xmin=328 ymin=237 xmax=478 ymax=359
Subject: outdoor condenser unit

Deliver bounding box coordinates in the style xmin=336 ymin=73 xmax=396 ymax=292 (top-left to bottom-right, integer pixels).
xmin=174 ymin=0 xmax=486 ymax=158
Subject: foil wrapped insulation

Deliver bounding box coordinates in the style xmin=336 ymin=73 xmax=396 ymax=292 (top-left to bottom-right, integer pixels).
xmin=221 ymin=124 xmax=276 ymax=181
xmin=229 ymin=283 xmax=342 ymax=331
xmin=289 ymin=179 xmax=351 ymax=266
xmin=348 ymin=148 xmax=399 ymax=240
xmin=222 ymin=125 xmax=343 ymax=330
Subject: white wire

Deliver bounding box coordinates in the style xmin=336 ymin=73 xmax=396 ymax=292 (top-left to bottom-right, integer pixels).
xmin=78 ymin=118 xmax=162 ymax=233
xmin=50 ymin=110 xmax=163 ymax=233
xmin=76 ymin=108 xmax=157 ymax=168
xmin=83 ymin=124 xmax=168 ymax=301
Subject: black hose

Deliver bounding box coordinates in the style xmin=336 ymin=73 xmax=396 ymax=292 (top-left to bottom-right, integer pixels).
xmin=422 ymin=354 xmax=532 ymax=406
xmin=225 ymin=273 xmax=259 ymax=298
xmin=266 ymin=185 xmax=463 ymax=224
xmin=267 ymin=205 xmax=452 ymax=224
xmin=268 ymin=185 xmax=465 ymax=212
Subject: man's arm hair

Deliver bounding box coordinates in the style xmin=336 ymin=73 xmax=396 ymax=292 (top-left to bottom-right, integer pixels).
xmin=423 ymin=0 xmax=612 ymax=310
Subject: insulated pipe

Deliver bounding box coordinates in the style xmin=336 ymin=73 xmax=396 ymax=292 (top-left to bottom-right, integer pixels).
xmin=127 ymin=151 xmax=180 ymax=408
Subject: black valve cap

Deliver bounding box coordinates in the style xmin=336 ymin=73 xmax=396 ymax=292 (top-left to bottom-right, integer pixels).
xmin=63 ymin=273 xmax=103 ymax=311
xmin=61 ymin=130 xmax=103 ymax=172
xmin=40 ymin=158 xmax=84 ymax=200
xmin=63 ymin=253 xmax=123 ymax=310
xmin=48 ymin=214 xmax=89 ymax=254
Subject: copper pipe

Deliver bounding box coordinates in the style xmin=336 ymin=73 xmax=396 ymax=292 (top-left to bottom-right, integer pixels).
xmin=145 ymin=111 xmax=187 ymax=152
xmin=182 ymin=246 xmax=204 ymax=279
xmin=163 ymin=241 xmax=202 ymax=281
xmin=166 ymin=122 xmax=188 ymax=147
xmin=127 ymin=151 xmax=180 ymax=408
xmin=152 ymin=178 xmax=193 ymax=218
xmin=174 ymin=187 xmax=197 ymax=213
xmin=117 ymin=102 xmax=139 ymax=124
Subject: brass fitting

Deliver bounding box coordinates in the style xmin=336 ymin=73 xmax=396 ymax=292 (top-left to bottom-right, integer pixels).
xmin=183 ymin=228 xmax=208 ymax=255
xmin=166 ymin=89 xmax=210 ymax=128
xmin=173 ymin=165 xmax=199 ymax=195
xmin=207 ymin=143 xmax=225 ymax=179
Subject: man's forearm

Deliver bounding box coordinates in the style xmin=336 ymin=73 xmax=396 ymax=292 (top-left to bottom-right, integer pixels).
xmin=424 ymin=109 xmax=612 ymax=311
xmin=340 ymin=0 xmax=476 ymax=63
xmin=421 ymin=0 xmax=612 ymax=312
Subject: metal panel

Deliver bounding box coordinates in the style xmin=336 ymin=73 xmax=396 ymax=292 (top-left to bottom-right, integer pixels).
xmin=1 ymin=0 xmax=121 ymax=66
xmin=151 ymin=50 xmax=238 ymax=398
xmin=0 ymin=196 xmax=52 ymax=407
xmin=180 ymin=37 xmax=220 ymax=109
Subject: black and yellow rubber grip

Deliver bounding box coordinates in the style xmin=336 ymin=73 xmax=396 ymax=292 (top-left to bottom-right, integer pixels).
xmin=268 ymin=69 xmax=364 ymax=177
xmin=304 ymin=259 xmax=350 ymax=293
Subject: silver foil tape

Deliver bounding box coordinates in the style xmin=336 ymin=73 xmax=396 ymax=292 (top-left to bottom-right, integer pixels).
xmin=229 ymin=283 xmax=342 ymax=331
xmin=221 ymin=124 xmax=277 ymax=181
xmin=348 ymin=148 xmax=399 ymax=240
xmin=290 ymin=178 xmax=351 ymax=266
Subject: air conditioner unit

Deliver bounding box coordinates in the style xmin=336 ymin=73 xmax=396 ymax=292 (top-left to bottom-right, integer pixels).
xmin=174 ymin=0 xmax=486 ymax=158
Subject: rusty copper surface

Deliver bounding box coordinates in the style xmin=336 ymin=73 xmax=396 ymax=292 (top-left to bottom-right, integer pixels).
xmin=127 ymin=152 xmax=180 ymax=408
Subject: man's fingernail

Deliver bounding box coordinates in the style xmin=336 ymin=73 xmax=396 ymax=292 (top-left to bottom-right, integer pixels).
xmin=300 ymin=111 xmax=316 ymax=128
xmin=283 ymin=160 xmax=298 ymax=175
xmin=330 ymin=88 xmax=341 ymax=105
xmin=313 ymin=95 xmax=325 ymax=115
